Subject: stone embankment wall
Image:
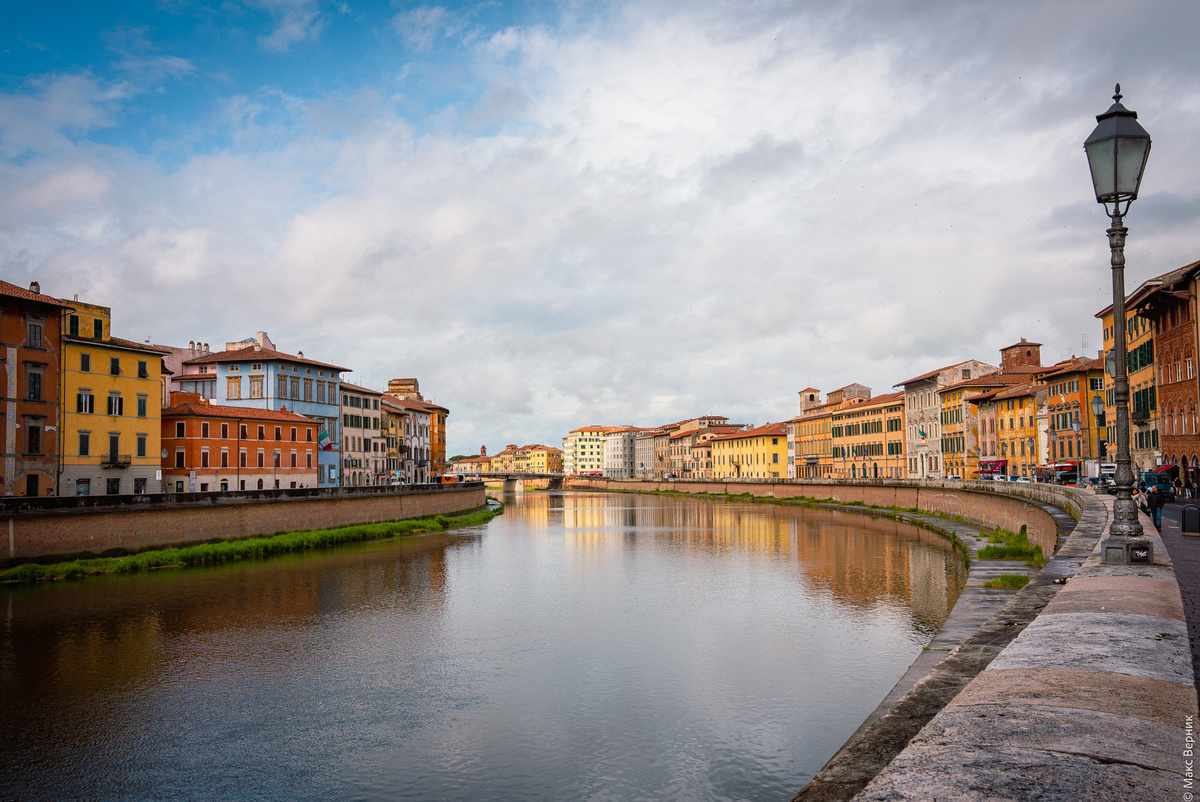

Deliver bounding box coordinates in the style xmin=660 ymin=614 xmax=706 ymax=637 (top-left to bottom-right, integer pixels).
xmin=3 ymin=483 xmax=487 ymax=561
xmin=566 ymin=477 xmax=1073 ymax=555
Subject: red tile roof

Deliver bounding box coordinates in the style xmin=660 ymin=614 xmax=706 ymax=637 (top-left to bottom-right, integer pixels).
xmin=184 ymin=347 xmax=349 ymax=372
xmin=161 ymin=402 xmax=319 ymax=423
xmin=340 ymin=381 xmax=382 ymax=395
xmin=1038 ymin=357 xmax=1104 ymax=379
xmin=107 ymin=336 xmax=174 ymax=354
xmin=896 ymin=360 xmax=997 ymax=387
xmin=710 ymin=422 xmax=787 ymax=442
xmin=0 ymin=280 xmax=73 ymax=308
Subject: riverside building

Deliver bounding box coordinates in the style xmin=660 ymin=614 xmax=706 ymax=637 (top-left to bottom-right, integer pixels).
xmin=59 ymin=298 xmax=170 ymax=496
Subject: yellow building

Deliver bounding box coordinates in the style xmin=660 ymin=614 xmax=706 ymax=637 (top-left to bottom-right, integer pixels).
xmin=59 ymin=300 xmax=169 ymax=495
xmin=711 ymin=423 xmax=788 ymax=479
xmin=970 ymin=383 xmax=1047 ymax=479
xmin=526 ymin=445 xmax=563 ymax=473
xmin=830 ymin=391 xmax=906 ymax=479
xmin=1097 ymin=284 xmax=1159 ymax=472
xmin=790 ymin=385 xmax=872 ymax=479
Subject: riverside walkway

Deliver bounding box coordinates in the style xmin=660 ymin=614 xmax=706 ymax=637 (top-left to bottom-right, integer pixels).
xmin=839 ymin=489 xmax=1195 ymax=801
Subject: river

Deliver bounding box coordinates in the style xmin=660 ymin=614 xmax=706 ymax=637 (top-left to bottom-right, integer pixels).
xmin=0 ymin=490 xmax=966 ymax=801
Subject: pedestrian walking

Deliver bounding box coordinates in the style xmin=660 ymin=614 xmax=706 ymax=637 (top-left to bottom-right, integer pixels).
xmin=1148 ymin=485 xmax=1165 ymax=530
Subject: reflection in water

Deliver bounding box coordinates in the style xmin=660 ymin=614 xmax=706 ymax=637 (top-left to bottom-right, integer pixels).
xmin=0 ymin=491 xmax=965 ymax=801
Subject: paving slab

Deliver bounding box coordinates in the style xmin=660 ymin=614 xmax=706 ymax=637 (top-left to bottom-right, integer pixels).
xmin=986 ymin=611 xmax=1192 ymax=685
xmin=904 ymin=705 xmax=1181 ymax=773
xmin=1041 ymin=575 xmax=1185 ymax=620
xmin=948 ymin=665 xmax=1195 ymax=726
xmin=853 ymin=743 xmax=1176 ymax=802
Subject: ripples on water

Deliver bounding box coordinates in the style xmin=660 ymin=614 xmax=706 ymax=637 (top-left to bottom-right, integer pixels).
xmin=0 ymin=491 xmax=965 ymax=801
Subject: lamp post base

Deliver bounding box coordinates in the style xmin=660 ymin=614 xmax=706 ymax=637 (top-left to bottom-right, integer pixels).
xmin=1101 ymin=536 xmax=1154 ymax=565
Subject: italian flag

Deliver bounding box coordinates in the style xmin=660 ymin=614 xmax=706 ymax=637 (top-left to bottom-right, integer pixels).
xmin=318 ymin=426 xmax=332 ymax=451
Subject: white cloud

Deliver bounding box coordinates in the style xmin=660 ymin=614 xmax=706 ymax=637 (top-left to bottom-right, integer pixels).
xmin=252 ymin=0 xmax=327 ymax=53
xmin=3 ymin=1 xmax=1200 ymax=457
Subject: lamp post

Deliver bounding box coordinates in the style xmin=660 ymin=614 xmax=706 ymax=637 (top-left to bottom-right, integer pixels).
xmin=1091 ymin=393 xmax=1106 ymax=461
xmin=1085 ymin=84 xmax=1153 ymax=564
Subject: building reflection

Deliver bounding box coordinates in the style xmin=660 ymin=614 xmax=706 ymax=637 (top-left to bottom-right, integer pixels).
xmin=551 ymin=491 xmax=965 ymax=632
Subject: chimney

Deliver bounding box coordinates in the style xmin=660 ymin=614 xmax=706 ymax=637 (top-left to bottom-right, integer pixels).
xmin=28 ymin=281 xmax=39 ymax=294
xmin=298 ymin=351 xmax=303 ymax=358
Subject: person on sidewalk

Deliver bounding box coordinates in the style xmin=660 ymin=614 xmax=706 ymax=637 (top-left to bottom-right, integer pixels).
xmin=1148 ymin=485 xmax=1165 ymax=530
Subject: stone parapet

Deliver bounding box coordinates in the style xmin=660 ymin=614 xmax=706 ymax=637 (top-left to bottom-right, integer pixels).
xmin=2 ymin=483 xmax=487 ymax=562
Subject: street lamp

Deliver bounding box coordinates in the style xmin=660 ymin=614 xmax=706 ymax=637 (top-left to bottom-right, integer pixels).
xmin=1085 ymin=83 xmax=1153 ymax=564
xmin=1091 ymin=393 xmax=1106 ymax=460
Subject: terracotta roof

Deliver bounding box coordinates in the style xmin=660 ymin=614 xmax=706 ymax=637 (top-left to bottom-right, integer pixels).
xmin=0 ymin=280 xmax=73 ymax=308
xmin=184 ymin=347 xmax=349 ymax=372
xmin=1000 ymin=338 xmax=1043 ymax=351
xmin=161 ymin=402 xmax=319 ymax=423
xmin=340 ymin=381 xmax=382 ymax=395
xmin=108 ymin=336 xmax=173 ymax=354
xmin=896 ymin=360 xmax=996 ymax=387
xmin=1095 ymin=277 xmax=1164 ymax=319
xmin=709 ymin=422 xmax=787 ymax=442
xmin=1037 ymin=357 xmax=1104 ymax=380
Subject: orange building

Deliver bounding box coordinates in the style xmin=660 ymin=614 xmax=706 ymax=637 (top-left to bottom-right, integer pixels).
xmin=161 ymin=393 xmax=320 ymax=492
xmin=0 ymin=280 xmax=71 ymax=496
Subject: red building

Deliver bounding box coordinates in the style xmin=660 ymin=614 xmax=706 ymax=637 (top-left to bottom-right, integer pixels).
xmin=161 ymin=393 xmax=320 ymax=492
xmin=1135 ymin=260 xmax=1200 ymax=486
xmin=0 ymin=280 xmax=72 ymax=496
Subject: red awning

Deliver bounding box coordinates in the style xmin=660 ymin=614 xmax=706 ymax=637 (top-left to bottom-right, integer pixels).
xmin=1150 ymin=465 xmax=1174 ymax=474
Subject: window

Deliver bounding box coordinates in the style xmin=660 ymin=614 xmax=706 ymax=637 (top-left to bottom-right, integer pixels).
xmin=290 ymin=452 xmax=297 ymax=468
xmin=175 ymin=450 xmax=185 ymax=468
xmin=107 ymin=395 xmax=124 ymax=416
xmin=275 ymin=426 xmax=282 ymax=441
xmin=110 ymin=357 xmax=120 ymax=375
xmin=229 ymin=365 xmax=240 ymax=372
xmin=93 ymin=319 xmax=103 ymax=339
xmin=138 ymin=360 xmax=149 ymax=379
xmin=27 ymin=322 xmax=42 ymax=348
xmin=250 ymin=376 xmax=263 ymax=398
xmin=257 ymin=425 xmax=265 ymax=440
xmin=252 ymin=363 xmax=262 ymax=371
xmin=257 ymin=451 xmax=265 ymax=468
xmin=76 ymin=478 xmax=90 ymax=496
xmin=221 ymin=449 xmax=229 ymax=468
xmin=240 ymin=424 xmax=248 ymax=439
xmin=106 ymin=478 xmax=120 ymax=495
xmin=69 ymin=315 xmax=79 ymax=336
xmin=306 ymin=452 xmax=313 ymax=468
xmin=27 ymin=372 xmax=42 ymax=401
xmin=304 ymin=379 xmax=313 ymax=401
xmin=81 ymin=353 xmax=90 ymax=372
xmin=79 ymin=432 xmax=90 ymax=456
xmin=176 ymin=421 xmax=185 ymax=437
xmin=200 ymin=421 xmax=209 ymax=438
xmin=317 ymin=382 xmax=326 ymax=404
xmin=201 ymin=450 xmax=209 ymax=468
xmin=291 ymin=427 xmax=297 ymax=441
xmin=137 ymin=434 xmax=146 ymax=458
xmin=239 ymin=450 xmax=247 ymax=468
xmin=77 ymin=392 xmax=94 ymax=413
xmin=306 ymin=428 xmax=313 ymax=442
xmin=291 ymin=377 xmax=300 ymax=399
xmin=278 ymin=375 xmax=288 ymax=398
xmin=134 ymin=478 xmax=147 ymax=494
xmin=227 ymin=377 xmax=241 ymax=399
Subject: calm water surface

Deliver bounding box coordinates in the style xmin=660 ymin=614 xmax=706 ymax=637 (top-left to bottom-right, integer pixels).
xmin=0 ymin=491 xmax=966 ymax=801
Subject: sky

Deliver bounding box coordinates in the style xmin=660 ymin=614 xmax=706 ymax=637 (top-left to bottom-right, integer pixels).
xmin=3 ymin=1 xmax=1200 ymax=458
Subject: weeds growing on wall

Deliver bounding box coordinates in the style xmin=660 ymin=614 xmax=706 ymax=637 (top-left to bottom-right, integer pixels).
xmin=978 ymin=527 xmax=1045 ymax=566
xmin=982 ymin=573 xmax=1032 ymax=589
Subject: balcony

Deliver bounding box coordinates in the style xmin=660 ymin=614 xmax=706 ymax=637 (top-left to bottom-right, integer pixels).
xmin=101 ymin=453 xmax=132 ymax=468
xmin=1131 ymin=409 xmax=1150 ymax=424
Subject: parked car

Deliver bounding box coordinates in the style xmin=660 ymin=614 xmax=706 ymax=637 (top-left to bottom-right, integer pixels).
xmin=1141 ymin=471 xmax=1177 ymax=501
xmin=1014 ymin=477 xmax=1032 ymax=483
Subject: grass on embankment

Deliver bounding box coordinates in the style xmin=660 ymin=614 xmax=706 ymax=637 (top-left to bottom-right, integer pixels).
xmin=977 ymin=524 xmax=1045 ymax=567
xmin=1 ymin=505 xmax=501 ymax=585
xmin=982 ymin=573 xmax=1032 ymax=589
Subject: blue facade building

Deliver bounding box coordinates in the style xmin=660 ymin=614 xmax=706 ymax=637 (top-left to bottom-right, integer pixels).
xmin=182 ymin=334 xmax=349 ymax=488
